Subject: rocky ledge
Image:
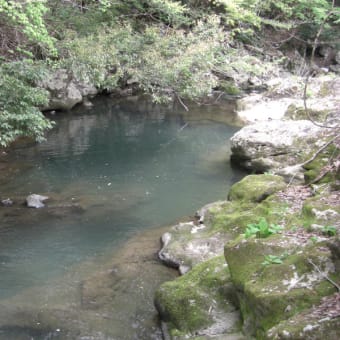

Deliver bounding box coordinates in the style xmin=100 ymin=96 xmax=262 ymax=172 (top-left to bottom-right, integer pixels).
xmin=154 ymin=73 xmax=340 ymax=339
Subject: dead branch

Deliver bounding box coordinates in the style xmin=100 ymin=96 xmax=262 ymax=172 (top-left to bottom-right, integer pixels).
xmin=307 ymin=259 xmax=340 ymax=292
xmin=302 ymin=133 xmax=340 ymax=167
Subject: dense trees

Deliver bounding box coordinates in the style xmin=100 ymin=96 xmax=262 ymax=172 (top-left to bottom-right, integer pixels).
xmin=0 ymin=0 xmax=339 ymax=147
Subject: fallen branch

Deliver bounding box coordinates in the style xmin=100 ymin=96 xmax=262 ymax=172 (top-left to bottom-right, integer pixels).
xmin=302 ymin=133 xmax=340 ymax=167
xmin=176 ymin=93 xmax=189 ymax=111
xmin=308 ymin=259 xmax=340 ymax=292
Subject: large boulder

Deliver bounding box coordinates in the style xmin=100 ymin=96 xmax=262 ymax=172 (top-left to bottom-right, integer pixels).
xmin=39 ymin=69 xmax=98 ymax=111
xmin=158 ymin=201 xmax=233 ymax=275
xmin=155 ymin=256 xmax=245 ymax=339
xmin=230 ymin=120 xmax=321 ymax=174
xmin=228 ymin=174 xmax=286 ymax=203
xmin=235 ymin=75 xmax=340 ymax=124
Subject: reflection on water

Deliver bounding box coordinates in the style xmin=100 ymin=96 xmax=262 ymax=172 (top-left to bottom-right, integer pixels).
xmin=0 ymin=96 xmax=245 ymax=339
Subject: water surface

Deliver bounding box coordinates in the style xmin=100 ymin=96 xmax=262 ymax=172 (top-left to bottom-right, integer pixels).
xmin=0 ymin=96 xmax=245 ymax=339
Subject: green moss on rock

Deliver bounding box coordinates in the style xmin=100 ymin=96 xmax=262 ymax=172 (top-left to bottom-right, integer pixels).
xmin=154 ymin=256 xmax=240 ymax=337
xmin=266 ymin=303 xmax=340 ymax=339
xmin=303 ymin=144 xmax=340 ymax=184
xmin=284 ymin=104 xmax=329 ymax=122
xmin=228 ymin=175 xmax=286 ymax=203
xmin=219 ymin=80 xmax=242 ymax=96
xmin=225 ymin=231 xmax=339 ymax=337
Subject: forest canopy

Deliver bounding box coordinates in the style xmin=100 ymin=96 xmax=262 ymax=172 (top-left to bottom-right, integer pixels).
xmin=0 ymin=0 xmax=339 ymax=146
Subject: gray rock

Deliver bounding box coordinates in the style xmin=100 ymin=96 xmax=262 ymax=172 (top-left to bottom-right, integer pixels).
xmin=230 ymin=120 xmax=321 ymax=173
xmin=1 ymin=198 xmax=13 ymax=206
xmin=39 ymin=69 xmax=98 ymax=111
xmin=26 ymin=194 xmax=49 ymax=208
xmin=158 ymin=202 xmax=231 ymax=272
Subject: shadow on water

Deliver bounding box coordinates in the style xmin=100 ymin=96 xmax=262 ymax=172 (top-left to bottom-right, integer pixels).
xmin=0 ymin=96 xmax=246 ymax=339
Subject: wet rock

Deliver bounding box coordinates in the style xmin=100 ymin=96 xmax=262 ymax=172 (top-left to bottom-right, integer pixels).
xmin=158 ymin=201 xmax=236 ymax=273
xmin=26 ymin=194 xmax=49 ymax=208
xmin=1 ymin=198 xmax=13 ymax=206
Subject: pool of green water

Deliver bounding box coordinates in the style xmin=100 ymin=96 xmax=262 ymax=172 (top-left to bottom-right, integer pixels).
xmin=0 ymin=96 xmax=245 ymax=339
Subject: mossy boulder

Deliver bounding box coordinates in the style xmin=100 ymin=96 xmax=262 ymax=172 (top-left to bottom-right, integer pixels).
xmin=228 ymin=174 xmax=286 ymax=203
xmin=224 ymin=187 xmax=340 ymax=338
xmin=154 ymin=256 xmax=244 ymax=339
xmin=266 ymin=299 xmax=340 ymax=339
xmin=303 ymin=142 xmax=340 ymax=185
xmin=158 ymin=200 xmax=256 ymax=273
xmin=157 ymin=174 xmax=339 ymax=339
xmin=225 ymin=233 xmax=339 ymax=337
xmin=302 ymin=192 xmax=340 ymax=230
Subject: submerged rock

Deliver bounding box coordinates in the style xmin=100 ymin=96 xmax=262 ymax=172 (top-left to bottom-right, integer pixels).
xmin=26 ymin=194 xmax=49 ymax=208
xmin=1 ymin=198 xmax=13 ymax=206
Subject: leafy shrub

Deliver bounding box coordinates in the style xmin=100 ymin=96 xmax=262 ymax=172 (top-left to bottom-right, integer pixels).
xmin=245 ymin=217 xmax=283 ymax=238
xmin=0 ymin=61 xmax=53 ymax=147
xmin=0 ymin=0 xmax=56 ymax=58
xmin=321 ymin=226 xmax=337 ymax=237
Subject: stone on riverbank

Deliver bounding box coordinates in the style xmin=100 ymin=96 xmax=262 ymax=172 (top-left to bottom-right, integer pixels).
xmin=39 ymin=69 xmax=98 ymax=111
xmin=230 ymin=120 xmax=321 ymax=174
xmin=158 ymin=197 xmax=264 ymax=274
xmin=155 ymin=255 xmax=245 ymax=339
xmin=157 ymin=171 xmax=340 ymax=339
xmin=235 ymin=74 xmax=340 ymax=124
xmin=228 ymin=174 xmax=286 ymax=203
xmin=224 ymin=185 xmax=340 ymax=338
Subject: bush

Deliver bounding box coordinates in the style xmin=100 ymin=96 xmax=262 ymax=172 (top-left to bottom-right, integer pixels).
xmin=0 ymin=61 xmax=53 ymax=147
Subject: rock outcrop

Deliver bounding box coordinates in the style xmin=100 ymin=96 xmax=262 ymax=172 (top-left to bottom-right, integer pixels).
xmin=230 ymin=120 xmax=321 ymax=175
xmin=39 ymin=69 xmax=98 ymax=111
xmin=156 ymin=173 xmax=340 ymax=339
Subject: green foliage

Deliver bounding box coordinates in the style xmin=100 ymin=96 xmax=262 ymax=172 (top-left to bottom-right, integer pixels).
xmin=321 ymin=225 xmax=337 ymax=237
xmin=1 ymin=0 xmax=339 ymax=145
xmin=310 ymin=235 xmax=319 ymax=244
xmin=0 ymin=0 xmax=56 ymax=57
xmin=59 ymin=15 xmax=224 ymax=102
xmin=262 ymin=252 xmax=288 ymax=265
xmin=257 ymin=0 xmax=340 ymax=43
xmin=129 ymin=16 xmax=222 ymax=103
xmin=59 ymin=27 xmax=124 ymax=89
xmin=245 ymin=217 xmax=283 ymax=238
xmin=0 ymin=61 xmax=53 ymax=147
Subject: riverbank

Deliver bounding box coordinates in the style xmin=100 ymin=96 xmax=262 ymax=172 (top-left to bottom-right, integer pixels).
xmin=154 ymin=72 xmax=340 ymax=339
